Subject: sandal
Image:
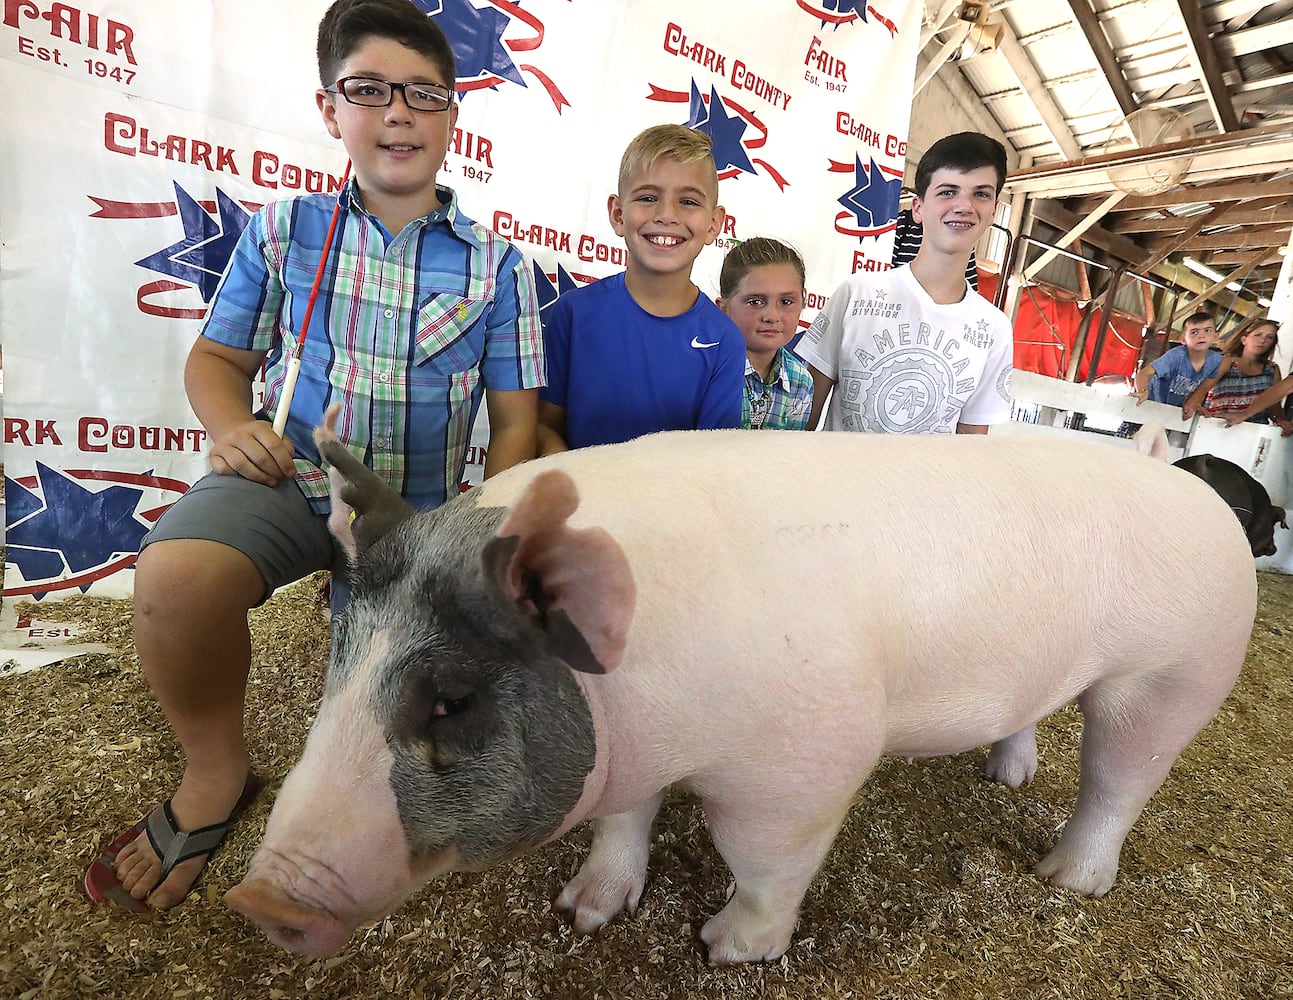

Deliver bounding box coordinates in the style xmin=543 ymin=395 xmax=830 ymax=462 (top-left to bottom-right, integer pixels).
xmin=84 ymin=772 xmax=263 ymax=912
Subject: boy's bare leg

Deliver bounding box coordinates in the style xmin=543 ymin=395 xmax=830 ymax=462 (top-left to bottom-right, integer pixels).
xmin=111 ymin=537 xmax=266 ymax=909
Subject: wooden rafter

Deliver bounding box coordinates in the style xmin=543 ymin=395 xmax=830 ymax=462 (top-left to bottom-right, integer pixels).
xmin=1064 ymin=0 xmax=1137 ymax=117
xmin=1024 ymin=192 xmax=1127 ymax=279
xmin=1207 ymin=1 xmax=1269 ymax=29
xmin=994 ymin=19 xmax=1083 ymax=161
xmin=1203 ymin=250 xmax=1285 ymax=267
xmin=1074 ymin=175 xmax=1293 ymax=215
xmin=1026 ymin=201 xmax=1264 ymax=320
xmin=1149 ymin=224 xmax=1293 ymax=252
xmin=1170 ymin=247 xmax=1274 ymax=319
xmin=1213 ymin=14 xmax=1293 ymax=58
xmin=1111 ymin=206 xmax=1293 ymax=234
xmin=1174 ymin=0 xmax=1240 ymax=132
xmin=1030 ymin=201 xmax=1147 ymax=265
xmin=1136 ymin=202 xmax=1241 ymax=271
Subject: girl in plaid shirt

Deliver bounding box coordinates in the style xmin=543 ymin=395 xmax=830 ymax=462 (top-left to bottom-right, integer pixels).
xmin=717 ymin=238 xmax=814 ymax=430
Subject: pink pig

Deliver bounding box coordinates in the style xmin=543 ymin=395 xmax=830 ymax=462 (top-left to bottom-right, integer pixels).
xmin=225 ymin=413 xmax=1256 ymax=964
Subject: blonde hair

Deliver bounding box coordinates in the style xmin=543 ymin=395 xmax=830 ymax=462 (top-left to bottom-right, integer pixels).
xmin=1221 ymin=316 xmax=1279 ymax=364
xmin=719 ymin=237 xmax=806 ymax=298
xmin=618 ymin=124 xmax=718 ymax=199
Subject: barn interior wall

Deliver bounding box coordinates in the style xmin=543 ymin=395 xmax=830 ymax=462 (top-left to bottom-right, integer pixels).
xmin=908 ymin=52 xmax=1020 ymax=188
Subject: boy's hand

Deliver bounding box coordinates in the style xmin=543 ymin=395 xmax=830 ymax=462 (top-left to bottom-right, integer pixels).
xmin=1277 ymin=417 xmax=1293 ymax=438
xmin=209 ymin=419 xmax=297 ymax=485
xmin=1131 ymin=386 xmax=1148 ymax=405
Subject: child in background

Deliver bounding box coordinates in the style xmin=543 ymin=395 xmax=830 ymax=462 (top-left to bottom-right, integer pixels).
xmin=1222 ymin=366 xmax=1293 ymax=431
xmin=717 ymin=237 xmax=813 ymax=430
xmin=537 ymin=124 xmax=745 ymax=454
xmin=1184 ymin=318 xmax=1293 ymax=433
xmin=1131 ymin=310 xmax=1221 ymax=408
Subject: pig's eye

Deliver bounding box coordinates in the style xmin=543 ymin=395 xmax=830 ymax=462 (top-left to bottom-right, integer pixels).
xmin=430 ymin=693 xmax=473 ymax=719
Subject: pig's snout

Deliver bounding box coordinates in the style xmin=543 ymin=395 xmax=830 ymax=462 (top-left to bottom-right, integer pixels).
xmin=225 ymin=879 xmax=352 ymax=959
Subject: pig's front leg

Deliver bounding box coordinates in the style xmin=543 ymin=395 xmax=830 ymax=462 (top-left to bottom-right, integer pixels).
xmin=556 ymin=791 xmax=664 ymax=933
xmin=698 ymin=796 xmax=853 ymax=965
xmin=982 ymin=724 xmax=1038 ymax=787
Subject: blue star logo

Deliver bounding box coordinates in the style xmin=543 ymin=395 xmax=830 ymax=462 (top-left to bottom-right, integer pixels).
xmin=134 ymin=184 xmax=250 ymax=303
xmin=532 ymin=260 xmax=579 ymax=316
xmin=5 ymin=466 xmax=150 ymax=592
xmin=418 ymin=0 xmax=524 ymax=89
xmin=685 ymin=82 xmax=755 ymax=175
xmin=813 ymin=0 xmax=868 ymax=27
xmin=838 ymin=155 xmax=901 ymax=230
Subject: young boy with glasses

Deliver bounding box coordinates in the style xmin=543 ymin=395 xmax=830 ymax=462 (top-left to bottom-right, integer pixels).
xmin=83 ymin=0 xmax=543 ymax=914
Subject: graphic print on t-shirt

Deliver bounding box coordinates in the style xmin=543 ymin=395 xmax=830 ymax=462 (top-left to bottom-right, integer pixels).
xmin=837 ymin=310 xmax=989 ymax=433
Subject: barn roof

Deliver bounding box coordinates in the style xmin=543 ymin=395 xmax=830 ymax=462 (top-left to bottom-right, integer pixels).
xmin=923 ymin=0 xmax=1293 ymax=320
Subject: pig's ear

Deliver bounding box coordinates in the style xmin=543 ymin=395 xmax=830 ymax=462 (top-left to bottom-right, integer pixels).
xmin=482 ymin=469 xmax=635 ymax=674
xmin=314 ymin=406 xmax=416 ymax=561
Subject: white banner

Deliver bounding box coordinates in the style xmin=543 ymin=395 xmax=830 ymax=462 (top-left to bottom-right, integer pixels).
xmin=1 ymin=0 xmax=918 ymax=605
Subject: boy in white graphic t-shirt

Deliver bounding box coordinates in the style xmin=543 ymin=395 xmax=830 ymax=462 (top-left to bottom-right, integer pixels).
xmin=797 ymin=132 xmax=1013 ymax=434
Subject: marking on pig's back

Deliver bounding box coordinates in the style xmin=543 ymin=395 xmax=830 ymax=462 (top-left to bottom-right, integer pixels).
xmin=775 ymin=522 xmax=854 ymax=544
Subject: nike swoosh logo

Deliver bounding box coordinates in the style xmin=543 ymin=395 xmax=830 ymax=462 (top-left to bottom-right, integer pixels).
xmin=691 ymin=337 xmax=720 ymax=349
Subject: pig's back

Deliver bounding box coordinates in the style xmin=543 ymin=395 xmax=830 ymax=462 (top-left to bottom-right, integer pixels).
xmin=468 ymin=431 xmax=1255 ymax=771
xmin=473 ymin=429 xmax=1251 ymax=597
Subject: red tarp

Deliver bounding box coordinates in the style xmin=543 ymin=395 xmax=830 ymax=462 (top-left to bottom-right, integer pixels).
xmin=978 ymin=272 xmax=1145 ymax=383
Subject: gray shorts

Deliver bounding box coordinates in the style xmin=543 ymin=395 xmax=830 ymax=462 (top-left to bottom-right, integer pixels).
xmin=142 ymin=472 xmax=346 ymax=609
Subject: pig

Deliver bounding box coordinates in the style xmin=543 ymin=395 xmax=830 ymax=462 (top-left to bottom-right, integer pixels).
xmin=225 ymin=412 xmax=1257 ymax=965
xmin=1172 ymin=453 xmax=1288 ymax=557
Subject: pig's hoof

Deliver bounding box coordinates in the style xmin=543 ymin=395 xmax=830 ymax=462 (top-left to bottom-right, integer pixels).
xmin=555 ymin=868 xmax=646 ymax=935
xmin=699 ymin=904 xmax=792 ymax=965
xmin=981 ymin=753 xmax=1036 ymax=788
xmin=1035 ymin=850 xmax=1117 ymax=897
xmin=983 ymin=729 xmax=1038 ymax=787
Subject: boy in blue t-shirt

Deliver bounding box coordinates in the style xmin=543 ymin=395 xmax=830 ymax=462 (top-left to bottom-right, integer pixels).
xmin=537 ymin=124 xmax=745 ymax=453
xmin=1132 ymin=311 xmax=1221 ymax=408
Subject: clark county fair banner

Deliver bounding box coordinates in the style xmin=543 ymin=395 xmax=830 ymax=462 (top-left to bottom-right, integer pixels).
xmin=0 ymin=0 xmax=919 ymax=605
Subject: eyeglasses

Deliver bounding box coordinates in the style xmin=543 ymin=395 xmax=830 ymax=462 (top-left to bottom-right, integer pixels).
xmin=326 ymin=76 xmax=453 ymax=113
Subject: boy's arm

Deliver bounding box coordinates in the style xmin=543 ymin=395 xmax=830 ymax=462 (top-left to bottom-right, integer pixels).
xmin=185 ymin=337 xmax=295 ymax=486
xmin=482 ymin=387 xmax=539 ymax=477
xmin=804 ymin=365 xmax=836 ymax=431
xmin=695 ymin=335 xmax=744 ymax=430
xmin=1181 ymin=363 xmax=1226 ymax=419
xmin=1131 ymin=361 xmax=1158 ymax=403
xmin=534 ymin=281 xmax=572 ymax=455
xmin=953 ymin=313 xmax=1014 ymax=435
xmin=1223 ymin=371 xmax=1293 ymax=427
xmin=537 ymin=402 xmax=568 ymax=455
xmin=795 ymin=282 xmax=849 ymax=431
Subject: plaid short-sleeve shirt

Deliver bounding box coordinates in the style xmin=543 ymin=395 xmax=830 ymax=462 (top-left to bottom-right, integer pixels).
xmin=200 ymin=182 xmax=544 ymax=512
xmin=742 ymin=347 xmax=814 ymax=430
